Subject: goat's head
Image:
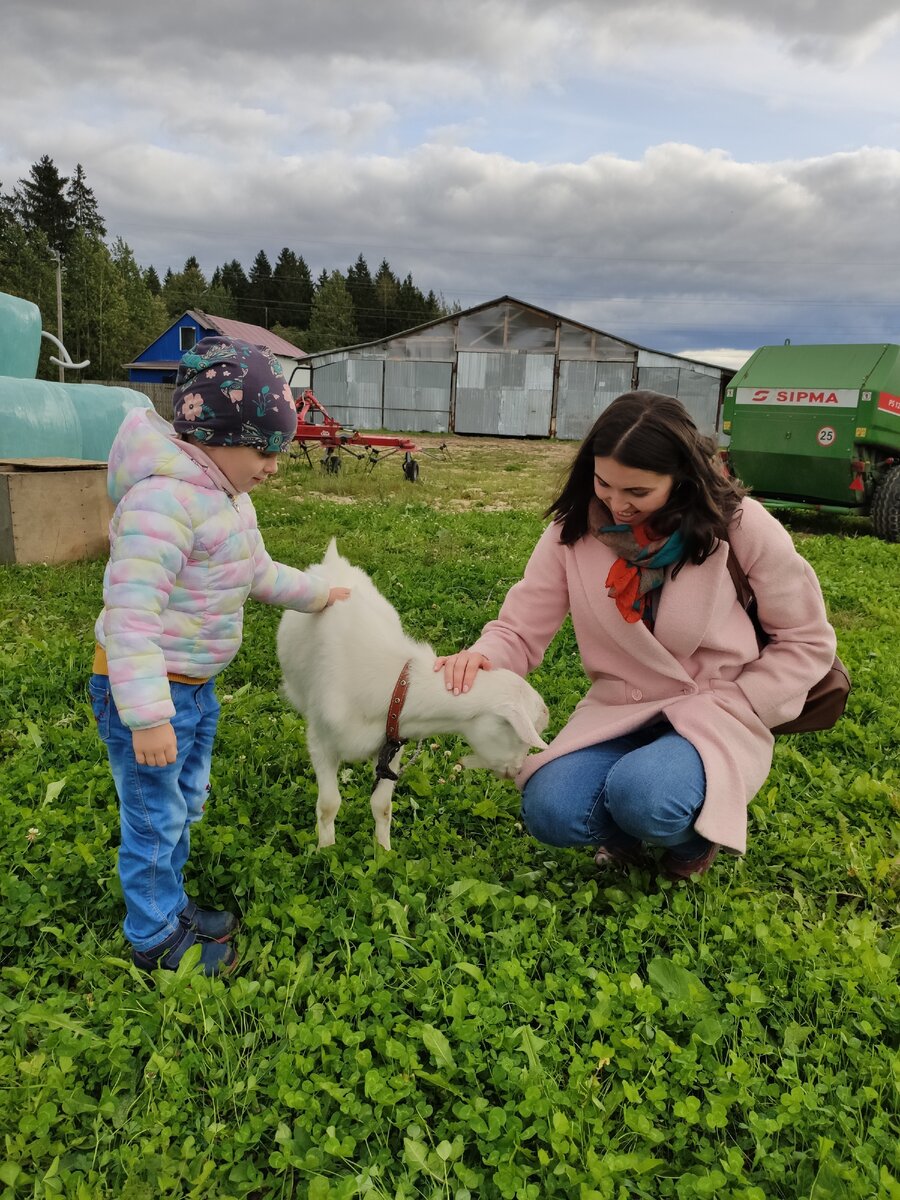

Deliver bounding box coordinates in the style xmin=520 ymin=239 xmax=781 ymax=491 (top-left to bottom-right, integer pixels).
xmin=460 ymin=676 xmax=549 ymax=779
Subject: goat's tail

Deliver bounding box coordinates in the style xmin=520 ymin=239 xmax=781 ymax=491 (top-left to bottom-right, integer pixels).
xmin=323 ymin=537 xmax=340 ymax=564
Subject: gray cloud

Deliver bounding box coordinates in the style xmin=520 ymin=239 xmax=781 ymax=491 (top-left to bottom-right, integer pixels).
xmin=3 ymin=1 xmax=900 ymax=357
xmin=71 ymin=142 xmax=900 ymax=350
xmin=10 ymin=0 xmax=899 ymax=65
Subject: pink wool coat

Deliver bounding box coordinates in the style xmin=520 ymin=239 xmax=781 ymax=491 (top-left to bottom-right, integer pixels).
xmin=470 ymin=497 xmax=837 ymax=853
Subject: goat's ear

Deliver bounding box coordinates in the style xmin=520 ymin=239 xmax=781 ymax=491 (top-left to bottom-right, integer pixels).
xmin=496 ymin=702 xmax=548 ymax=750
xmin=324 ymin=537 xmax=339 ymax=562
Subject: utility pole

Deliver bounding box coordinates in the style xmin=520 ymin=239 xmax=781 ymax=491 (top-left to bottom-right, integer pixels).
xmin=52 ymin=250 xmax=64 ymax=382
xmin=41 ymin=249 xmax=90 ymax=379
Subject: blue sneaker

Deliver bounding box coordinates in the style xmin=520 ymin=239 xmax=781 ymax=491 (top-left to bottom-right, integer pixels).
xmin=132 ymin=923 xmax=238 ymax=976
xmin=178 ymin=899 xmax=239 ymax=942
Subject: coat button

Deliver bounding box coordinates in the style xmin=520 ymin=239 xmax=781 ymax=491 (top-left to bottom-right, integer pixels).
xmin=630 ymin=688 xmax=643 ymax=701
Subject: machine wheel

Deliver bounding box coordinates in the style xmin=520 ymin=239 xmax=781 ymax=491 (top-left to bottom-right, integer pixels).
xmin=322 ymin=450 xmax=341 ymax=474
xmin=403 ymin=454 xmax=420 ymax=482
xmin=871 ymin=464 xmax=900 ymax=542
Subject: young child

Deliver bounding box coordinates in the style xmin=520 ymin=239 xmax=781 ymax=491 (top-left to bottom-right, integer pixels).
xmin=90 ymin=336 xmax=349 ymax=975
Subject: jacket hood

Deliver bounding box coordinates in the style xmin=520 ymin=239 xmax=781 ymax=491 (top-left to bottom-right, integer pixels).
xmin=107 ymin=407 xmax=226 ymax=503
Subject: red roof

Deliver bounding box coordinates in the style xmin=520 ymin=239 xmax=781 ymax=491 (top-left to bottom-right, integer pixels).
xmin=189 ymin=310 xmax=307 ymax=358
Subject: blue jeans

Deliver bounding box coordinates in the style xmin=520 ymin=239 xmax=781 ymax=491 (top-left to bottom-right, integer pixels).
xmin=521 ymin=723 xmax=709 ymax=858
xmin=89 ymin=674 xmax=220 ymax=950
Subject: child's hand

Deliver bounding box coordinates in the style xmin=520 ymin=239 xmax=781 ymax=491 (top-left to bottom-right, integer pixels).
xmin=132 ymin=723 xmax=178 ymax=767
xmin=326 ymin=587 xmax=351 ymax=606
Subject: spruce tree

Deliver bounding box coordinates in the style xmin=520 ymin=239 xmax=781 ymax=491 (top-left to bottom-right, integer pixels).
xmin=372 ymin=259 xmax=399 ymax=339
xmin=67 ymin=164 xmax=106 ymax=238
xmin=271 ymin=248 xmax=302 ymax=329
xmin=14 ymin=155 xmax=76 ymax=258
xmin=248 ymin=250 xmax=273 ymax=327
xmin=267 ymin=248 xmax=313 ymax=331
xmin=346 ymin=253 xmax=378 ymax=342
xmin=424 ymin=290 xmax=448 ymax=319
xmin=396 ymin=273 xmax=429 ymax=331
xmin=293 ymin=253 xmax=315 ymax=330
xmin=220 ymin=259 xmax=249 ymax=294
xmin=143 ymin=265 xmax=162 ymax=295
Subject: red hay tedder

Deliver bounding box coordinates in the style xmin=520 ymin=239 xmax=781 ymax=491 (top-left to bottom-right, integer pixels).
xmin=292 ymin=389 xmax=430 ymax=480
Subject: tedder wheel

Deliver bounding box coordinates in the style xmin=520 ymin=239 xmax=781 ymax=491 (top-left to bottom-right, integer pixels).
xmin=322 ymin=449 xmax=341 ymax=474
xmin=871 ymin=463 xmax=900 ymax=542
xmin=402 ymin=453 xmax=420 ymax=482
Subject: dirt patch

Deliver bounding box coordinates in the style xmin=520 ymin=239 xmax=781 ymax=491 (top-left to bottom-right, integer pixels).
xmin=294 ymin=492 xmax=358 ymax=505
xmin=443 ymin=499 xmax=515 ymax=511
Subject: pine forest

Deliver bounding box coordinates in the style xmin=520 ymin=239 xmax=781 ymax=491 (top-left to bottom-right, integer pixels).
xmin=0 ymin=156 xmax=454 ymax=380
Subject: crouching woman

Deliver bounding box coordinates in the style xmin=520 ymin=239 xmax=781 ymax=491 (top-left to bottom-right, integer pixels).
xmin=437 ymin=391 xmax=837 ymax=879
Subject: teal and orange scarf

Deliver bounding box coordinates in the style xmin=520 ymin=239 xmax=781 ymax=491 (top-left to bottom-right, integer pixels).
xmin=594 ymin=522 xmax=685 ymax=627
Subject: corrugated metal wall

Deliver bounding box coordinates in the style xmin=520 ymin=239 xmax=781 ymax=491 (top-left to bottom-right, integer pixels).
xmin=455 ymin=351 xmax=554 ymax=435
xmin=383 ymin=361 xmax=452 ymax=432
xmin=556 ymin=360 xmax=634 ymax=441
xmin=313 ymin=358 xmax=383 ymax=428
xmin=636 ymin=351 xmax=720 ymax=435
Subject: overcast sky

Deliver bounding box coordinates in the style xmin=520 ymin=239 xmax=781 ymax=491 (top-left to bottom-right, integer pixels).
xmin=4 ymin=0 xmax=900 ymax=367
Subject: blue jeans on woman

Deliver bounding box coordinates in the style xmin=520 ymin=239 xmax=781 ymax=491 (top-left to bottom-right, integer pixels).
xmin=89 ymin=674 xmax=220 ymax=951
xmin=521 ymin=722 xmax=710 ymax=859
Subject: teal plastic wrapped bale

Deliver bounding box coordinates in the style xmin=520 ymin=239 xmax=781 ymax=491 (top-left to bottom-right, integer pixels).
xmin=0 ymin=292 xmax=42 ymax=379
xmin=0 ymin=377 xmax=153 ymax=461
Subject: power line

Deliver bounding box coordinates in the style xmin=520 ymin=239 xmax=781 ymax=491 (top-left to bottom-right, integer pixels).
xmin=174 ymin=283 xmax=899 ymax=315
xmin=214 ymin=233 xmax=900 ymax=270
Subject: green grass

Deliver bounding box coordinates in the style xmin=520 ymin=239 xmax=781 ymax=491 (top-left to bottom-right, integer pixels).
xmin=0 ymin=437 xmax=898 ymax=1199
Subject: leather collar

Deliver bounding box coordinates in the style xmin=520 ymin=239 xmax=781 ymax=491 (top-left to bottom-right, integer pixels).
xmin=386 ymin=659 xmax=412 ymax=742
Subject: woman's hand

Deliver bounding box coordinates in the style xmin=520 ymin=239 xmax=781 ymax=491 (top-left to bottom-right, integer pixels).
xmin=132 ymin=722 xmax=178 ymax=767
xmin=326 ymin=587 xmax=351 ymax=606
xmin=434 ymin=650 xmax=491 ymax=695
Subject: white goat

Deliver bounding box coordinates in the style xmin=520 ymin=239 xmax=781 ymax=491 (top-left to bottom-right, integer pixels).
xmin=277 ymin=540 xmax=549 ymax=850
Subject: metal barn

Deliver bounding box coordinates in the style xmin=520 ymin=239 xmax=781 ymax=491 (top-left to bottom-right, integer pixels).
xmin=305 ymin=297 xmax=729 ymax=440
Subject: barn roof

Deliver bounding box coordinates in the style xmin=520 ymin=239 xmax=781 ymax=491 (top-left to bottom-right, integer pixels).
xmin=302 ymin=294 xmax=726 ymax=373
xmin=187 ymin=311 xmax=307 ymax=358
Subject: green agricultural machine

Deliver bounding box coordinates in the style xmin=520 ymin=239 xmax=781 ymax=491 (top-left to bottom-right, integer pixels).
xmin=721 ymin=343 xmax=900 ymax=541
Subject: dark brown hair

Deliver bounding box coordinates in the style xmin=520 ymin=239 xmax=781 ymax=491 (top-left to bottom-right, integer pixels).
xmin=545 ymin=390 xmax=745 ymax=566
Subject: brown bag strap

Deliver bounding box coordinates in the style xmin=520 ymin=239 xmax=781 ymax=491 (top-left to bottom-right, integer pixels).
xmin=724 ymin=540 xmax=753 ymax=610
xmin=725 ymin=538 xmax=769 ymax=649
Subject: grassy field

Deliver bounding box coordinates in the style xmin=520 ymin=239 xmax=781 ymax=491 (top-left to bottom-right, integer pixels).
xmin=0 ymin=436 xmax=897 ymax=1199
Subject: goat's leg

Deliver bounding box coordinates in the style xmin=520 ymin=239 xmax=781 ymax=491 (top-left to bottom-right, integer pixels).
xmin=306 ymin=731 xmax=342 ymax=848
xmin=370 ymin=746 xmax=404 ymax=851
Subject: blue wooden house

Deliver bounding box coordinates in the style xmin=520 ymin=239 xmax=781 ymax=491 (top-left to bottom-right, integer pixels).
xmin=126 ymin=310 xmax=307 ymax=386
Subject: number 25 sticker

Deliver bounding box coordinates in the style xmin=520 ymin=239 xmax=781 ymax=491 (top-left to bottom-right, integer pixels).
xmin=817 ymin=426 xmax=836 ymax=446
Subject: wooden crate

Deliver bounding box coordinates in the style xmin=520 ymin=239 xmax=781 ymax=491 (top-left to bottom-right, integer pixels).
xmin=0 ymin=459 xmax=112 ymax=565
